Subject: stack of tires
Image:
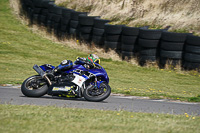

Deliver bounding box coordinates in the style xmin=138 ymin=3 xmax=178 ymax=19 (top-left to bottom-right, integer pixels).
xmin=92 ymin=18 xmax=110 ymax=47
xmin=21 ymin=0 xmax=34 ymax=21
xmin=32 ymin=0 xmax=44 ymax=24
xmin=121 ymin=26 xmax=139 ymax=59
xmin=183 ymin=35 xmax=200 ymax=70
xmin=39 ymin=1 xmax=53 ymax=26
xmin=50 ymin=6 xmax=63 ymax=37
xmin=104 ymin=24 xmax=123 ymax=53
xmin=20 ymin=0 xmax=28 ymax=13
xmin=46 ymin=2 xmax=56 ymax=32
xmin=159 ymin=31 xmax=189 ymax=67
xmin=78 ymin=16 xmax=100 ymax=43
xmin=138 ymin=29 xmax=163 ymax=65
xmin=60 ymin=8 xmax=74 ymax=37
xmin=69 ymin=11 xmax=87 ymax=37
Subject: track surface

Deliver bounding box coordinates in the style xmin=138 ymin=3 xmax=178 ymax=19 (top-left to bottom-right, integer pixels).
xmin=0 ymin=86 xmax=199 ymax=115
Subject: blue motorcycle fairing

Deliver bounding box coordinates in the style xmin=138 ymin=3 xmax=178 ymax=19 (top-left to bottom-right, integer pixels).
xmin=66 ymin=63 xmax=109 ymax=83
xmin=39 ymin=62 xmax=109 ymax=84
xmin=40 ymin=64 xmax=55 ymax=71
xmin=57 ymin=61 xmax=73 ymax=70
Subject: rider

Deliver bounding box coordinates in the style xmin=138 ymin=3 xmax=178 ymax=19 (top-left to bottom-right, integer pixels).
xmin=74 ymin=54 xmax=100 ymax=69
xmin=54 ymin=54 xmax=100 ymax=72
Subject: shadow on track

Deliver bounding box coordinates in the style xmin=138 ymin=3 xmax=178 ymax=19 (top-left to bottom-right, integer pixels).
xmin=19 ymin=95 xmax=108 ymax=103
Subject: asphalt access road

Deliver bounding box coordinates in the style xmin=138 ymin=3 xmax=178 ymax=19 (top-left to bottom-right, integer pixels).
xmin=0 ymin=86 xmax=199 ymax=115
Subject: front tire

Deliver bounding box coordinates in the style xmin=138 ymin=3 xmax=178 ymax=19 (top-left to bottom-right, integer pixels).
xmin=21 ymin=75 xmax=48 ymax=97
xmin=83 ymin=82 xmax=111 ymax=102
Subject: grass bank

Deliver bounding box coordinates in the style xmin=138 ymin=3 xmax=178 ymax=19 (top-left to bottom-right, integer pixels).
xmin=0 ymin=0 xmax=200 ymax=102
xmin=0 ymin=104 xmax=199 ymax=133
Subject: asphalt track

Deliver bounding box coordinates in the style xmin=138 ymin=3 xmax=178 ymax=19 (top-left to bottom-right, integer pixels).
xmin=0 ymin=86 xmax=199 ymax=115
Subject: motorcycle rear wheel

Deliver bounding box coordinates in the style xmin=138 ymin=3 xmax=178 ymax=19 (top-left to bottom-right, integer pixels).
xmin=21 ymin=75 xmax=48 ymax=97
xmin=83 ymin=82 xmax=111 ymax=102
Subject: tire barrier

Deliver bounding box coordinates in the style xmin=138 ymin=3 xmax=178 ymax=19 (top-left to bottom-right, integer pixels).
xmin=20 ymin=0 xmax=200 ymax=70
xmin=39 ymin=1 xmax=54 ymax=26
xmin=79 ymin=16 xmax=100 ymax=43
xmin=92 ymin=18 xmax=110 ymax=47
xmin=104 ymin=24 xmax=123 ymax=53
xmin=22 ymin=0 xmax=34 ymax=22
xmin=69 ymin=11 xmax=87 ymax=37
xmin=121 ymin=26 xmax=139 ymax=59
xmin=138 ymin=29 xmax=164 ymax=65
xmin=159 ymin=31 xmax=189 ymax=68
xmin=46 ymin=3 xmax=57 ymax=33
xmin=59 ymin=8 xmax=74 ymax=37
xmin=32 ymin=1 xmax=42 ymax=24
xmin=183 ymin=35 xmax=200 ymax=70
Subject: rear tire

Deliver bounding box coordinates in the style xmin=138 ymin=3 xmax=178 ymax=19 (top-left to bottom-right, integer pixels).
xmin=83 ymin=82 xmax=111 ymax=102
xmin=21 ymin=75 xmax=48 ymax=97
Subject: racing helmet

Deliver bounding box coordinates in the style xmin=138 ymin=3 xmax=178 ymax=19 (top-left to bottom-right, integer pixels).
xmin=86 ymin=54 xmax=100 ymax=64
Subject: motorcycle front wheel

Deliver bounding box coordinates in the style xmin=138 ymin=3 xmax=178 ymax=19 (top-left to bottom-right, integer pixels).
xmin=83 ymin=82 xmax=111 ymax=102
xmin=21 ymin=75 xmax=48 ymax=97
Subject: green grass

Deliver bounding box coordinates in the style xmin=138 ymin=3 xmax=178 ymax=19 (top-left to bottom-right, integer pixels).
xmin=0 ymin=0 xmax=200 ymax=102
xmin=0 ymin=104 xmax=199 ymax=133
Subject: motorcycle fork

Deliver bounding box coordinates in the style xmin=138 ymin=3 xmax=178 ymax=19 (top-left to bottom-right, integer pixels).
xmin=80 ymin=83 xmax=86 ymax=96
xmin=94 ymin=77 xmax=98 ymax=87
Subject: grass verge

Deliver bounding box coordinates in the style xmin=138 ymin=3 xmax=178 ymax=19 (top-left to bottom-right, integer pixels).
xmin=0 ymin=104 xmax=200 ymax=133
xmin=0 ymin=0 xmax=200 ymax=102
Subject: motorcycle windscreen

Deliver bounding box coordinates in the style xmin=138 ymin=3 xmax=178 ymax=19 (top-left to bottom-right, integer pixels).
xmin=72 ymin=74 xmax=86 ymax=87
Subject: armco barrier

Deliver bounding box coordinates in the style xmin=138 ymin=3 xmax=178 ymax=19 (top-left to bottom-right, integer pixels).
xmin=20 ymin=0 xmax=200 ymax=70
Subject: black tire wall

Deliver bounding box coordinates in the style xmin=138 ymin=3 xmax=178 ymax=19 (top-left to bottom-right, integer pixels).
xmin=121 ymin=26 xmax=140 ymax=60
xmin=138 ymin=29 xmax=163 ymax=65
xmin=78 ymin=16 xmax=100 ymax=43
xmin=20 ymin=0 xmax=200 ymax=70
xmin=92 ymin=18 xmax=110 ymax=47
xmin=104 ymin=24 xmax=123 ymax=53
xmin=159 ymin=32 xmax=189 ymax=68
xmin=183 ymin=35 xmax=200 ymax=70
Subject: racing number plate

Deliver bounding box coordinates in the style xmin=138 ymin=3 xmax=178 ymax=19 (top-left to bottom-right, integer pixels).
xmin=72 ymin=74 xmax=86 ymax=87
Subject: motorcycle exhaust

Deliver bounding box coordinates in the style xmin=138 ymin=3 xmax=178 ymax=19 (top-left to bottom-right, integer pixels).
xmin=33 ymin=64 xmax=52 ymax=85
xmin=33 ymin=64 xmax=46 ymax=77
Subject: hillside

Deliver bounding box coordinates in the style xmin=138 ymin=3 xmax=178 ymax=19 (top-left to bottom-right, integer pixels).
xmin=57 ymin=0 xmax=200 ymax=35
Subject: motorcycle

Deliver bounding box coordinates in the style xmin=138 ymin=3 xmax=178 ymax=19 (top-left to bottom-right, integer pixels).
xmin=21 ymin=58 xmax=111 ymax=102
